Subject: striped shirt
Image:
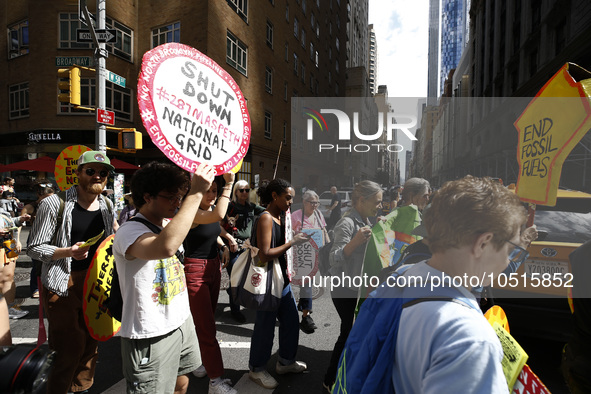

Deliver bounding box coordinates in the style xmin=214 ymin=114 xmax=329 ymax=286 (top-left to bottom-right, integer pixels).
xmin=27 ymin=186 xmax=115 ymax=296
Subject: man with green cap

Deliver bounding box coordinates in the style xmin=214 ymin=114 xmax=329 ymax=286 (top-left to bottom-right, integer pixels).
xmin=28 ymin=150 xmax=118 ymax=394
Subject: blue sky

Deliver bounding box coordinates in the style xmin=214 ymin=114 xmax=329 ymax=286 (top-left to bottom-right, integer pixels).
xmin=369 ymin=0 xmax=428 ymax=97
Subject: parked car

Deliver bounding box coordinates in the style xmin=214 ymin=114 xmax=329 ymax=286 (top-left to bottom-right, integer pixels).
xmin=318 ymin=190 xmax=352 ymax=218
xmin=493 ymin=188 xmax=591 ymax=341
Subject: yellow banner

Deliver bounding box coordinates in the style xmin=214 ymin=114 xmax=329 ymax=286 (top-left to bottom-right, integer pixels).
xmin=514 ymin=63 xmax=591 ymax=206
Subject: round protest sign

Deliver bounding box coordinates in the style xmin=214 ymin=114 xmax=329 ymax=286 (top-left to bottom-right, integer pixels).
xmin=292 ymin=237 xmax=319 ymax=286
xmin=83 ymin=235 xmax=121 ymax=341
xmin=137 ymin=43 xmax=251 ymax=175
xmin=54 ymin=145 xmax=91 ymax=191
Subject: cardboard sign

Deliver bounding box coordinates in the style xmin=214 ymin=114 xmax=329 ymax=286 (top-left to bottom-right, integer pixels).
xmin=137 ymin=43 xmax=251 ymax=175
xmin=83 ymin=235 xmax=121 ymax=341
xmin=292 ymin=232 xmax=320 ymax=286
xmin=54 ymin=145 xmax=91 ymax=191
xmin=514 ymin=63 xmax=591 ymax=206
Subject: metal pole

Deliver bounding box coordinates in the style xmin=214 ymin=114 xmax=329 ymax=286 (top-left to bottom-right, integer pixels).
xmin=96 ymin=0 xmax=107 ymax=154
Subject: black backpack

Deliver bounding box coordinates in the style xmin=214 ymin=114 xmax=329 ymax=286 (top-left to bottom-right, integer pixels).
xmin=105 ymin=216 xmax=184 ymax=322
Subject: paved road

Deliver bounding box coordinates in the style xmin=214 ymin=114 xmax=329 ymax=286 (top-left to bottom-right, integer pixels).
xmin=9 ymin=227 xmax=570 ymax=393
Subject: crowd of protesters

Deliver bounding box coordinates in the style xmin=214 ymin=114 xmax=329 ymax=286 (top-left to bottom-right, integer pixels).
xmin=2 ymin=153 xmax=580 ymax=393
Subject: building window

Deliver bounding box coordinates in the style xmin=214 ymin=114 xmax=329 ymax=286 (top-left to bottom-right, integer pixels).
xmin=315 ymin=50 xmax=319 ymax=67
xmin=294 ymin=17 xmax=299 ymax=39
xmin=285 ymin=42 xmax=289 ymax=61
xmin=336 ymin=37 xmax=340 ymax=51
xmin=302 ymin=0 xmax=307 ymax=14
xmin=265 ymin=66 xmax=273 ymax=94
xmin=106 ymin=17 xmax=133 ymax=62
xmin=335 ymin=82 xmax=339 ymax=95
xmin=335 ymin=60 xmax=339 ymax=73
xmin=329 ymin=46 xmax=332 ymax=60
xmin=286 ymin=4 xmax=289 ymax=21
xmin=283 ymin=121 xmax=287 ymax=143
xmin=301 ymin=63 xmax=306 ymax=83
xmin=152 ymin=22 xmax=180 ymax=48
xmin=7 ymin=20 xmax=29 ymax=59
xmin=301 ymin=29 xmax=306 ymax=48
xmin=266 ymin=21 xmax=274 ymax=48
xmin=8 ymin=82 xmax=29 ymax=119
xmin=310 ymin=74 xmax=314 ymax=92
xmin=284 ymin=81 xmax=288 ymax=101
xmin=59 ymin=13 xmax=91 ymax=49
xmin=264 ymin=111 xmax=272 ymax=139
xmin=227 ymin=31 xmax=248 ymax=76
xmin=227 ymin=0 xmax=248 ymax=22
xmin=106 ymin=81 xmax=133 ymax=121
xmin=311 ymin=13 xmax=315 ymax=28
xmin=293 ymin=53 xmax=299 ymax=75
xmin=310 ymin=42 xmax=314 ymax=61
xmin=59 ymin=78 xmax=95 ymax=114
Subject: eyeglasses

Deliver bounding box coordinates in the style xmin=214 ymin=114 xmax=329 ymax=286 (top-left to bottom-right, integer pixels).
xmin=507 ymin=240 xmax=529 ymax=267
xmin=305 ymin=201 xmax=320 ymax=206
xmin=157 ymin=194 xmax=183 ymax=204
xmin=85 ymin=168 xmax=109 ymax=178
xmin=238 ymin=189 xmax=250 ymax=193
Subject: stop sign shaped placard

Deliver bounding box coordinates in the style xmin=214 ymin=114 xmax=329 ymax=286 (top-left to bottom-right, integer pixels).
xmin=138 ymin=43 xmax=251 ymax=175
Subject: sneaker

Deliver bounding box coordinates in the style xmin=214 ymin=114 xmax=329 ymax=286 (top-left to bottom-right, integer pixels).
xmin=31 ymin=290 xmax=39 ymax=299
xmin=231 ymin=310 xmax=246 ymax=324
xmin=192 ymin=365 xmax=207 ymax=378
xmin=322 ymin=382 xmax=333 ymax=393
xmin=248 ymin=370 xmax=278 ymax=389
xmin=300 ymin=315 xmax=317 ymax=334
xmin=8 ymin=306 xmax=28 ymax=320
xmin=209 ymin=379 xmax=237 ymax=394
xmin=275 ymin=360 xmax=307 ymax=375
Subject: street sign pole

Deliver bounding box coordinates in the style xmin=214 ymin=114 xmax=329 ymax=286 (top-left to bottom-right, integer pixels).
xmin=96 ymin=0 xmax=107 ymax=154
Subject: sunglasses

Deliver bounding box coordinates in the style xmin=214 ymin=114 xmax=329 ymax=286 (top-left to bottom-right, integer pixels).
xmin=506 ymin=240 xmax=529 ymax=267
xmin=238 ymin=189 xmax=250 ymax=193
xmin=85 ymin=168 xmax=109 ymax=178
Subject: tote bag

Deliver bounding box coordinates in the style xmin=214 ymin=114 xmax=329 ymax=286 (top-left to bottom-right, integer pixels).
xmin=230 ymin=241 xmax=284 ymax=311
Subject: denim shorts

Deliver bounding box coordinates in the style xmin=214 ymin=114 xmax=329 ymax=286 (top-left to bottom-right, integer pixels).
xmin=121 ymin=317 xmax=201 ymax=394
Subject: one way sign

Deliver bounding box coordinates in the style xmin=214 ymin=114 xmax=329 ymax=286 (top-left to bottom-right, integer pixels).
xmin=77 ymin=29 xmax=117 ymax=43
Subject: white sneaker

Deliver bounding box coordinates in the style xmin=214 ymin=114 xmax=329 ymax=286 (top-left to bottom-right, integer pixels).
xmin=248 ymin=370 xmax=278 ymax=389
xmin=192 ymin=364 xmax=207 ymax=378
xmin=8 ymin=306 xmax=28 ymax=320
xmin=275 ymin=360 xmax=307 ymax=375
xmin=209 ymin=379 xmax=237 ymax=394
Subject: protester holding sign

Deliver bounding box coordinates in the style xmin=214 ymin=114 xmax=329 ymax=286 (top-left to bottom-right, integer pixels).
xmin=392 ymin=176 xmax=527 ymax=393
xmin=27 ymin=151 xmax=117 ymax=394
xmin=183 ymin=172 xmax=238 ymax=394
xmin=248 ymin=179 xmax=311 ymax=390
xmin=323 ymin=180 xmax=383 ymax=391
xmin=113 ymin=161 xmax=215 ymax=394
xmin=291 ymin=190 xmax=329 ymax=334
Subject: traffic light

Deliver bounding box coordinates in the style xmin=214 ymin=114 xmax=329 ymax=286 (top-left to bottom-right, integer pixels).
xmin=118 ymin=130 xmax=142 ymax=150
xmin=57 ymin=66 xmax=81 ymax=106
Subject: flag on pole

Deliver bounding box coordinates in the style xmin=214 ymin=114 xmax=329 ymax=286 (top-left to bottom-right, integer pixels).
xmin=359 ymin=205 xmax=423 ymax=299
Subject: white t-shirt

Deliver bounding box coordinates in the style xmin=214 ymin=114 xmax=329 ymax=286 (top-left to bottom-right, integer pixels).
xmin=113 ymin=213 xmax=191 ymax=339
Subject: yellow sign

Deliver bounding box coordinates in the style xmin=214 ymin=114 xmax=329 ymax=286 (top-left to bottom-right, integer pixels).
xmin=493 ymin=322 xmax=529 ymax=391
xmin=80 ymin=230 xmax=105 ymax=248
xmin=54 ymin=145 xmax=91 ymax=191
xmin=514 ymin=63 xmax=591 ymax=206
xmin=83 ymin=235 xmax=121 ymax=341
xmin=484 ymin=305 xmax=510 ymax=333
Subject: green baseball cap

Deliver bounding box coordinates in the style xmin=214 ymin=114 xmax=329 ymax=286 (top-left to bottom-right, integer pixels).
xmin=77 ymin=151 xmax=115 ymax=171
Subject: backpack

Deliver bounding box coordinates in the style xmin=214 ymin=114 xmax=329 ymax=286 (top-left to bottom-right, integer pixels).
xmin=104 ymin=216 xmax=184 ymax=322
xmin=333 ymin=267 xmax=478 ymax=394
